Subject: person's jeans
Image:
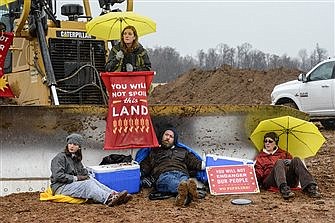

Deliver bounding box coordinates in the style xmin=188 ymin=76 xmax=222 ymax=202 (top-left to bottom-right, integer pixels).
xmin=55 ymin=177 xmax=117 ymax=204
xmin=156 ymin=170 xmax=189 ymax=194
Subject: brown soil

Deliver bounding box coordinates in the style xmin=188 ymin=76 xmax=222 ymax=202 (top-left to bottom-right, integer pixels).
xmin=1 ymin=66 xmax=334 ymax=223
xmin=149 ymin=65 xmax=299 ymax=105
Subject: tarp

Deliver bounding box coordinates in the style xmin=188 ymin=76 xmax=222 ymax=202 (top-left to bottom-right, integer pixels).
xmin=40 ymin=187 xmax=87 ymax=204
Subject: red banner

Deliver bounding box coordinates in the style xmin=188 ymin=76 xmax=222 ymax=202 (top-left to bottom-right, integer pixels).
xmin=0 ymin=32 xmax=14 ymax=97
xmin=101 ymin=71 xmax=159 ymax=150
xmin=206 ymin=165 xmax=260 ymax=195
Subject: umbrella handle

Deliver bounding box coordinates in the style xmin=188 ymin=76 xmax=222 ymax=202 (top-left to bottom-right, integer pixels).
xmin=120 ymin=20 xmax=122 ymax=39
xmin=286 ymin=132 xmax=289 ymax=158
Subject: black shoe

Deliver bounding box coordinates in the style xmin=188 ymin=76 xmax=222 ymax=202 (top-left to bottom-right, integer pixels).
xmin=148 ymin=191 xmax=175 ymax=200
xmin=304 ymin=184 xmax=321 ymax=198
xmin=280 ymin=186 xmax=295 ymax=200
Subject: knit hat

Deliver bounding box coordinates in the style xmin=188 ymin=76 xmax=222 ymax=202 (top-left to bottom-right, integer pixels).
xmin=264 ymin=132 xmax=279 ymax=144
xmin=66 ymin=133 xmax=84 ymax=147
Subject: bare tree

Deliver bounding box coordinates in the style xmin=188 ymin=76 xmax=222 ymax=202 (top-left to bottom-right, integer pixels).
xmin=236 ymin=42 xmax=252 ymax=69
xmin=216 ymin=43 xmax=235 ymax=67
xmin=268 ymin=54 xmax=280 ymax=69
xmin=310 ymin=43 xmax=328 ymax=67
xmin=147 ymin=42 xmax=329 ymax=83
xmin=148 ymin=47 xmax=183 ymax=83
xmin=298 ymin=49 xmax=310 ymax=71
xmin=280 ymin=54 xmax=300 ymax=69
xmin=250 ymin=50 xmax=266 ymax=70
xmin=205 ymin=48 xmax=220 ymax=70
xmin=181 ymin=55 xmax=198 ymax=72
xmin=197 ymin=49 xmax=206 ymax=69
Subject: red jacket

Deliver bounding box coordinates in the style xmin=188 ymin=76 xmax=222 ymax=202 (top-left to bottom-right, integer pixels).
xmin=254 ymin=147 xmax=292 ymax=185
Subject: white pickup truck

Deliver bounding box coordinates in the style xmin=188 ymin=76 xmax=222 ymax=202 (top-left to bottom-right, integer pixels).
xmin=271 ymin=58 xmax=335 ymax=129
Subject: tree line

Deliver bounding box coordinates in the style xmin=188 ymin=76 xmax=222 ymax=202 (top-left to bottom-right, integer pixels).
xmin=148 ymin=43 xmax=329 ymax=83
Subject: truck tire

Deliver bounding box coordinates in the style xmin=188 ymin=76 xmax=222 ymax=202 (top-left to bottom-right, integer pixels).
xmin=320 ymin=120 xmax=335 ymax=130
xmin=282 ymin=102 xmax=298 ymax=109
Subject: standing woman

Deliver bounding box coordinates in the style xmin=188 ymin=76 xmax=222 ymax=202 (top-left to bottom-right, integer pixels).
xmin=50 ymin=133 xmax=132 ymax=206
xmin=105 ymin=25 xmax=151 ymax=72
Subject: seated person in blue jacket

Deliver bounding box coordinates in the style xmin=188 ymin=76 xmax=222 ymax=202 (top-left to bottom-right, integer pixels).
xmin=50 ymin=133 xmax=132 ymax=206
xmin=139 ymin=127 xmax=206 ymax=207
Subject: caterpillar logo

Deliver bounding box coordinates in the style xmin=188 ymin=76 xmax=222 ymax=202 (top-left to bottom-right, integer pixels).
xmin=56 ymin=31 xmax=95 ymax=39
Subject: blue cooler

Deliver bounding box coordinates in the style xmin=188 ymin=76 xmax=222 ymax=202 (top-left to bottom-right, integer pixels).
xmin=87 ymin=162 xmax=140 ymax=194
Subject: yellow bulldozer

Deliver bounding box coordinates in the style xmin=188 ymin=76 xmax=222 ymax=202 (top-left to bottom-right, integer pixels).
xmin=0 ymin=0 xmax=308 ymax=196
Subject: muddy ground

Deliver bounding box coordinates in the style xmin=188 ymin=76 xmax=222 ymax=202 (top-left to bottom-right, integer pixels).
xmin=1 ymin=66 xmax=334 ymax=222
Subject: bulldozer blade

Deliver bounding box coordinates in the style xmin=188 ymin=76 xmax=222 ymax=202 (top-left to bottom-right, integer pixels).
xmin=0 ymin=104 xmax=308 ymax=196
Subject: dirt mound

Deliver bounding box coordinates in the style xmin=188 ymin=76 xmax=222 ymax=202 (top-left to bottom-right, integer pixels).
xmin=150 ymin=65 xmax=299 ymax=105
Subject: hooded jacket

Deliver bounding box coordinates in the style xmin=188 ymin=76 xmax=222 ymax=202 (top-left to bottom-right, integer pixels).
xmin=139 ymin=128 xmax=202 ymax=180
xmin=105 ymin=42 xmax=151 ymax=72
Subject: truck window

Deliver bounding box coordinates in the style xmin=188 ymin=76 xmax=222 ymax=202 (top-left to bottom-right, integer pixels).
xmin=309 ymin=61 xmax=335 ymax=81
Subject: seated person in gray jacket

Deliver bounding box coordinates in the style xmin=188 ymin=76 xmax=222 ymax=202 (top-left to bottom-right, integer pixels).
xmin=50 ymin=133 xmax=132 ymax=206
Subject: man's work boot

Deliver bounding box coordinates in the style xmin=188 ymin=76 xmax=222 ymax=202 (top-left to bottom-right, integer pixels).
xmin=187 ymin=179 xmax=198 ymax=202
xmin=280 ymin=184 xmax=295 ymax=200
xmin=304 ymin=184 xmax=321 ymax=198
xmin=175 ymin=181 xmax=188 ymax=207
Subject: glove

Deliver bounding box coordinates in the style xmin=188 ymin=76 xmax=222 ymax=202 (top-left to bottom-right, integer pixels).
xmin=283 ymin=159 xmax=291 ymax=166
xmin=77 ymin=175 xmax=89 ymax=181
xmin=126 ymin=63 xmax=134 ymax=72
xmin=115 ymin=51 xmax=124 ymax=60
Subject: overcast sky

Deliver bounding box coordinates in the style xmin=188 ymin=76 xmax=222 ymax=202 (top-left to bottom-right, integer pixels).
xmin=59 ymin=0 xmax=334 ymax=58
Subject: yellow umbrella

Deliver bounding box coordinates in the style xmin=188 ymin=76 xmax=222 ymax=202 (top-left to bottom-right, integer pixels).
xmin=86 ymin=11 xmax=156 ymax=40
xmin=250 ymin=116 xmax=326 ymax=159
xmin=0 ymin=0 xmax=16 ymax=7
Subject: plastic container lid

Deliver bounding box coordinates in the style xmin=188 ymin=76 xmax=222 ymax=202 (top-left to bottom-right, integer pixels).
xmin=87 ymin=162 xmax=139 ymax=173
xmin=231 ymin=198 xmax=252 ymax=205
